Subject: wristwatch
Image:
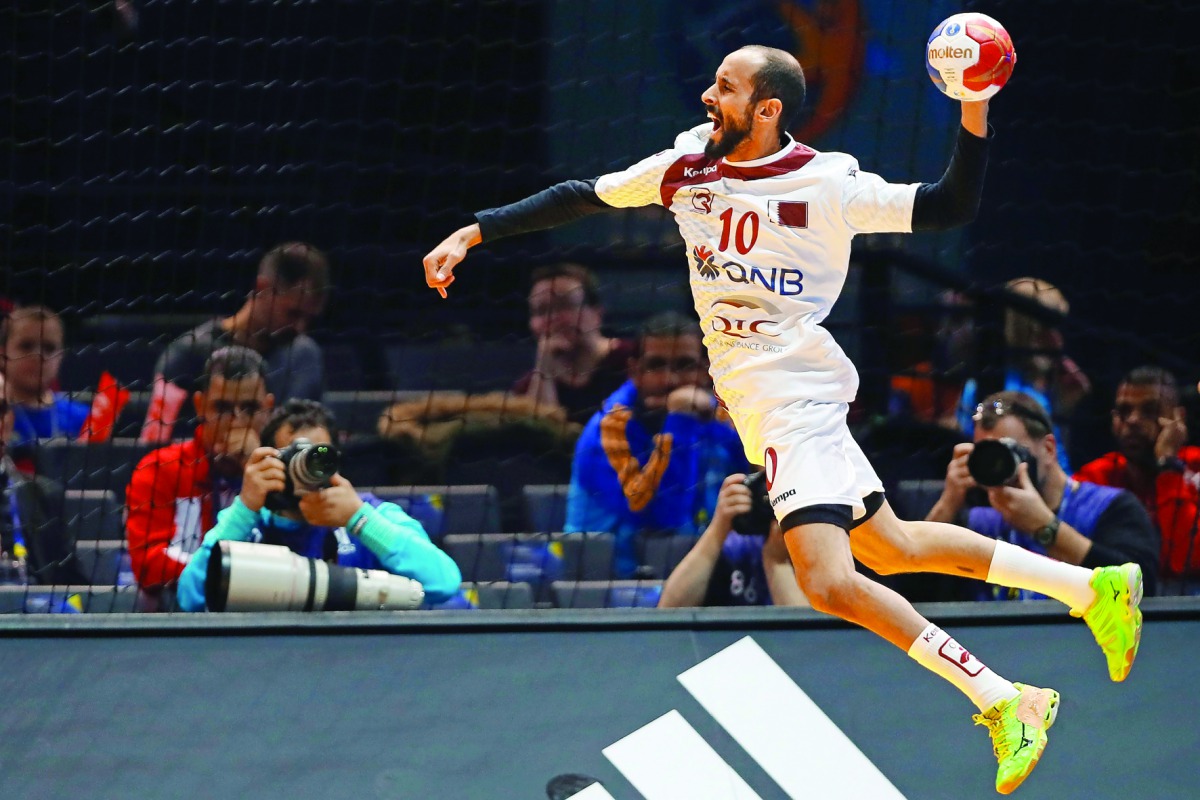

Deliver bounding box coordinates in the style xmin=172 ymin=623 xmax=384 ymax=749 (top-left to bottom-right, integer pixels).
xmin=1033 ymin=516 xmax=1061 ymax=547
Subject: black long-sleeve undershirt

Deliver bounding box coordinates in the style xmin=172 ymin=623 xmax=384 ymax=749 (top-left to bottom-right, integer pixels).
xmin=910 ymin=124 xmax=991 ymax=231
xmin=474 ymin=124 xmax=991 ymax=241
xmin=475 ymin=179 xmax=605 ymax=242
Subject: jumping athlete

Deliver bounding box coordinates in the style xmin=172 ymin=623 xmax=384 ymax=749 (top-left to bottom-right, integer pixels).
xmin=422 ymin=46 xmax=1142 ymax=794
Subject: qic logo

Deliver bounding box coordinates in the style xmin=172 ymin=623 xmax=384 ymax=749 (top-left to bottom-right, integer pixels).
xmin=710 ymin=296 xmax=781 ymax=340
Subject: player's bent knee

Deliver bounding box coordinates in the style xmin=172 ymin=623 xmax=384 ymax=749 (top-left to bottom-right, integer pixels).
xmin=798 ymin=572 xmax=862 ymax=617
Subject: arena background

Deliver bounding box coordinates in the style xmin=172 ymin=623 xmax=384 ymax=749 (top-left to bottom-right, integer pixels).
xmin=3 ymin=1 xmax=1200 ymax=797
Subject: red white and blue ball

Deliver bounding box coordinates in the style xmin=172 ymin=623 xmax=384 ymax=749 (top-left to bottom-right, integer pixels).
xmin=926 ymin=13 xmax=1016 ymax=101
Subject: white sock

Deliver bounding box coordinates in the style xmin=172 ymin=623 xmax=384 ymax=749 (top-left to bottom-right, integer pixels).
xmin=986 ymin=540 xmax=1097 ymax=612
xmin=908 ymin=624 xmax=1019 ymax=712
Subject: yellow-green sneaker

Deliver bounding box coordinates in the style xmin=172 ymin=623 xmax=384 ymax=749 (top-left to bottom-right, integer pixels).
xmin=1071 ymin=563 xmax=1144 ymax=682
xmin=973 ymin=683 xmax=1060 ymax=795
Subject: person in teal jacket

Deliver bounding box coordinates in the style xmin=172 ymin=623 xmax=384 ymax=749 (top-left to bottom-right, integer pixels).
xmin=177 ymin=400 xmax=462 ymax=611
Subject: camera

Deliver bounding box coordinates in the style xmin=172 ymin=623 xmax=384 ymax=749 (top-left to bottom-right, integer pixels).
xmin=264 ymin=437 xmax=341 ymax=512
xmin=967 ymin=438 xmax=1039 ymax=488
xmin=205 ymin=540 xmax=425 ymax=612
xmin=732 ymin=470 xmax=775 ymax=537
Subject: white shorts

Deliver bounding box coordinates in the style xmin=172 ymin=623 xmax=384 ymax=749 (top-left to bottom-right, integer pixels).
xmin=729 ymin=399 xmax=883 ymax=522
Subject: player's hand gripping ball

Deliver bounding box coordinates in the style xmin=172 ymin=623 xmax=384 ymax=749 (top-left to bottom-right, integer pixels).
xmin=926 ymin=13 xmax=1015 ymax=101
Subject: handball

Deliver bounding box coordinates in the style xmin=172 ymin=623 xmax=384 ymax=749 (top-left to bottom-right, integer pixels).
xmin=926 ymin=13 xmax=1016 ymax=101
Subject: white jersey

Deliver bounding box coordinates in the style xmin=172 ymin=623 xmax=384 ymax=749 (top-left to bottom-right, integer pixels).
xmin=595 ymin=129 xmax=918 ymax=415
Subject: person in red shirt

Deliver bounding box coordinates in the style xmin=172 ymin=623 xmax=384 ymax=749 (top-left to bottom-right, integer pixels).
xmin=125 ymin=346 xmax=274 ymax=589
xmin=1075 ymin=366 xmax=1200 ymax=592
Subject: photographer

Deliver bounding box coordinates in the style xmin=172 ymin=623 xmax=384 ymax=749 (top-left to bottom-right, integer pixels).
xmin=176 ymin=400 xmax=462 ymax=611
xmin=927 ymin=391 xmax=1158 ymax=600
xmin=658 ymin=472 xmax=808 ymax=608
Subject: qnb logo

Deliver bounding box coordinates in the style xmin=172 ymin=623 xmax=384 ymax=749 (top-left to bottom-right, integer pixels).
xmin=724 ymin=261 xmax=804 ymax=296
xmin=928 ymin=44 xmax=976 ymax=59
xmin=691 ymin=245 xmax=721 ymax=280
xmin=683 ymin=164 xmax=719 ymax=178
xmin=710 ymin=296 xmax=780 ymax=340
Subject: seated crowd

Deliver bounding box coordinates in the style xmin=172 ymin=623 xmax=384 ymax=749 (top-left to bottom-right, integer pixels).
xmin=2 ymin=251 xmax=1198 ymax=613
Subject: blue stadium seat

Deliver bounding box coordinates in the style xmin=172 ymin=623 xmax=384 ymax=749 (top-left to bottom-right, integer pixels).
xmin=73 ymin=540 xmax=133 ymax=587
xmin=59 ymin=342 xmax=162 ymax=392
xmin=638 ymin=534 xmax=698 ymax=580
xmin=369 ymin=485 xmax=502 ymax=537
xmin=383 ymin=341 xmax=535 ymax=392
xmin=891 ymin=479 xmax=947 ymax=521
xmin=63 ymin=489 xmax=124 ymax=541
xmin=550 ymin=580 xmax=663 ymax=609
xmin=320 ymin=343 xmax=367 ymax=392
xmin=522 ymin=484 xmax=570 ymax=533
xmin=0 ymin=585 xmax=139 ymax=614
xmin=442 ymin=532 xmax=614 ymax=585
xmin=459 ymin=581 xmax=535 ymax=610
xmin=33 ymin=439 xmax=155 ymax=497
xmin=322 ymin=390 xmax=434 ymax=435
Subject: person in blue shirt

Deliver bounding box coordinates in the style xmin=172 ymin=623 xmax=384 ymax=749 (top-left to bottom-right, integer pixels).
xmin=658 ymin=471 xmax=808 ymax=608
xmin=565 ymin=312 xmax=748 ymax=577
xmin=177 ymin=399 xmax=462 ymax=611
xmin=928 ymin=390 xmax=1158 ymax=601
xmin=1 ymin=305 xmax=89 ymax=448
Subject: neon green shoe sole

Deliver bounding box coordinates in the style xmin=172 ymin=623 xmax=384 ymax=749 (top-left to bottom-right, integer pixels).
xmin=1074 ymin=563 xmax=1144 ymax=682
xmin=974 ymin=683 xmax=1060 ymax=795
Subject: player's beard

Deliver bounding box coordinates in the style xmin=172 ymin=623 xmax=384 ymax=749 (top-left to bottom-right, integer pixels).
xmin=704 ymin=108 xmax=752 ymax=160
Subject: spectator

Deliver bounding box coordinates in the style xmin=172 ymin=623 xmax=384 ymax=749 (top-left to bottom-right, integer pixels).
xmin=0 ymin=371 xmax=86 ymax=586
xmin=957 ymin=277 xmax=1091 ymax=468
xmin=140 ymin=242 xmax=329 ymax=443
xmin=511 ymin=263 xmax=636 ymax=426
xmin=126 ymin=346 xmax=274 ymax=589
xmin=927 ymin=390 xmax=1159 ymax=600
xmin=0 ymin=305 xmax=89 ymax=448
xmin=565 ymin=311 xmax=747 ymax=577
xmin=176 ymin=399 xmax=461 ymax=611
xmin=1076 ymin=366 xmax=1200 ymax=590
xmin=658 ymin=472 xmax=808 ymax=607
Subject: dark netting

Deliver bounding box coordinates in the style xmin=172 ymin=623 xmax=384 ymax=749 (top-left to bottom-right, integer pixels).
xmin=3 ymin=0 xmax=1198 ymax=612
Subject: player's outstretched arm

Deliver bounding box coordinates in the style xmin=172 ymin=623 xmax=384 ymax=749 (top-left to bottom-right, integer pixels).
xmin=422 ymin=223 xmax=481 ymax=299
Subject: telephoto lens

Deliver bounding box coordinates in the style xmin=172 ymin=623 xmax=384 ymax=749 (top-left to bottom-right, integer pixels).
xmin=967 ymin=438 xmax=1038 ymax=488
xmin=205 ymin=540 xmax=425 ymax=612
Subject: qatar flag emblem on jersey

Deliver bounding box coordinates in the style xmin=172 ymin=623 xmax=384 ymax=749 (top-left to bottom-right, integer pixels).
xmin=768 ymin=200 xmax=808 ymax=229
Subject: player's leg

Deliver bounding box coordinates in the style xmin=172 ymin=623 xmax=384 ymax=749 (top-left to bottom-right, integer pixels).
xmin=850 ymin=499 xmax=1143 ymax=682
xmin=783 ymin=513 xmax=1058 ymax=795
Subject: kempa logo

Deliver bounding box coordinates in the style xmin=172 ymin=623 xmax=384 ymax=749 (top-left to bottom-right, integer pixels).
xmin=590 ymin=637 xmax=907 ymax=800
xmin=683 ymin=164 xmax=719 ymax=178
xmin=929 ymin=45 xmax=976 ymax=59
xmin=771 ymin=488 xmax=796 ymax=507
